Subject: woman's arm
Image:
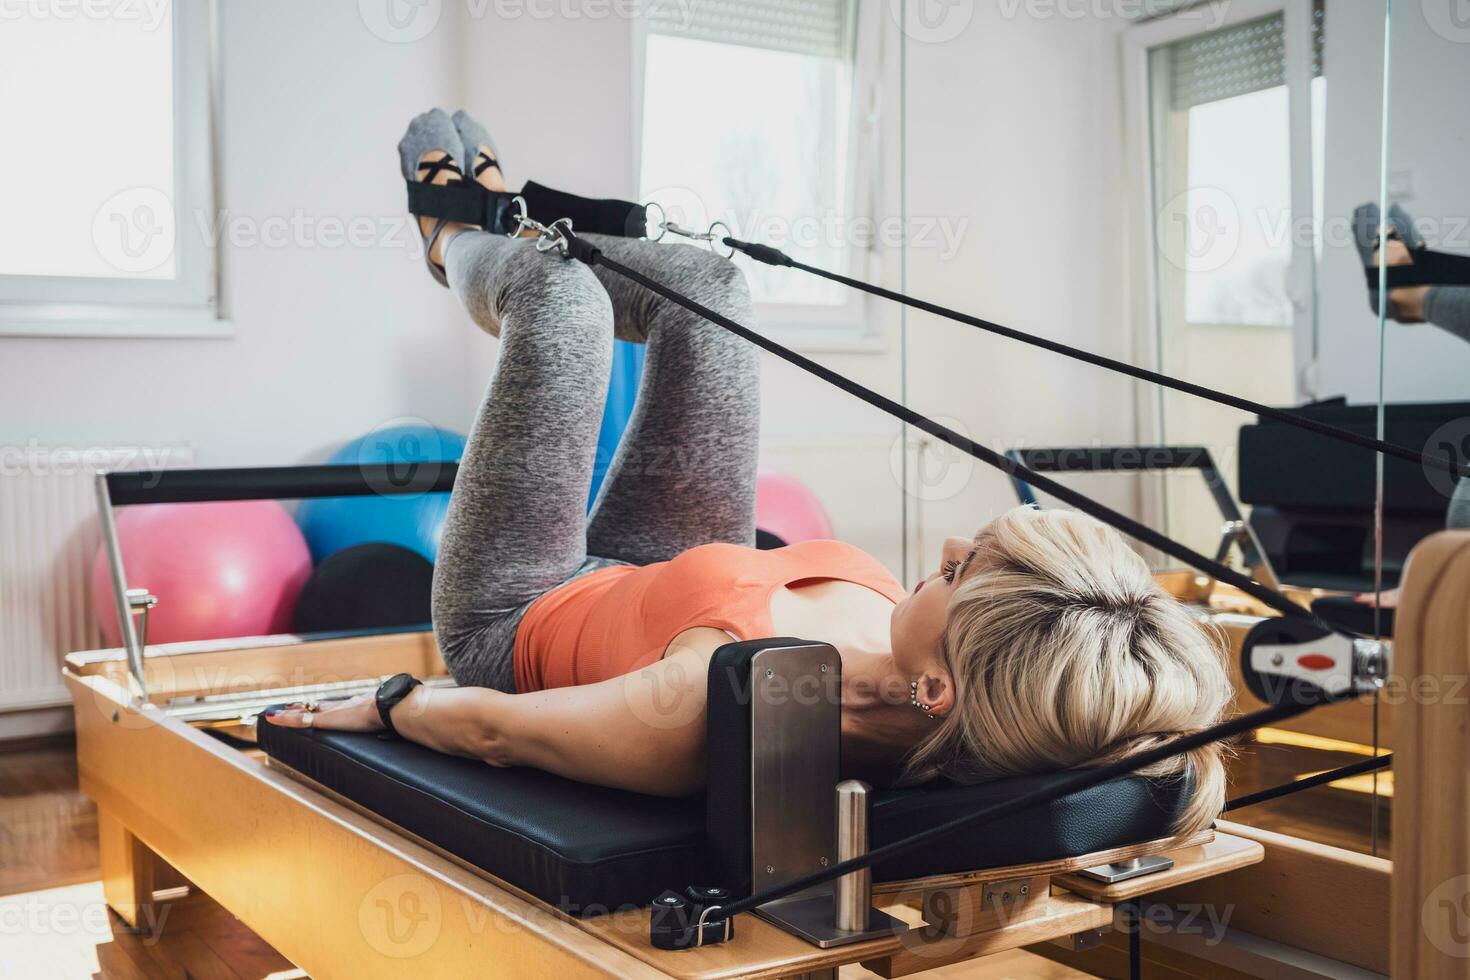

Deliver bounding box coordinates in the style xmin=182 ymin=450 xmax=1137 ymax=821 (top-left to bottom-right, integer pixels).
xmin=264 ymin=628 xmax=728 ymax=796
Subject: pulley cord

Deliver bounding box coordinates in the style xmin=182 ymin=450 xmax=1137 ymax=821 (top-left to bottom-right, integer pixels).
xmin=722 ymin=236 xmax=1469 ymax=482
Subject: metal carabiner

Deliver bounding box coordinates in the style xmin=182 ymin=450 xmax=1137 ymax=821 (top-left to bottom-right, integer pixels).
xmin=652 ymin=212 xmax=735 ymax=258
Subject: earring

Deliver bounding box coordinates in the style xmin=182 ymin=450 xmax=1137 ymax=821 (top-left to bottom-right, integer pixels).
xmin=909 ymin=680 xmax=938 ymax=720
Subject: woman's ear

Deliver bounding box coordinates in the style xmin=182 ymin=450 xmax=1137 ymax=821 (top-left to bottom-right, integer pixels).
xmin=918 ymin=670 xmax=955 ymax=719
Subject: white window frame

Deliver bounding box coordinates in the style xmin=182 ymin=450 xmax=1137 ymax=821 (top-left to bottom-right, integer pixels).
xmin=631 ymin=1 xmax=888 ymax=353
xmin=1123 ymin=0 xmax=1320 ymax=531
xmin=0 ymin=0 xmax=227 ymax=338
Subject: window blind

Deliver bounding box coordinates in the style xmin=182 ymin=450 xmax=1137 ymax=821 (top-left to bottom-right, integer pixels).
xmin=643 ymin=0 xmax=851 ymax=59
xmin=1166 ymin=5 xmax=1324 ymax=110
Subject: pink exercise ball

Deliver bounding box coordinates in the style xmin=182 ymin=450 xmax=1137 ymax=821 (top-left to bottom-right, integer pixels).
xmin=755 ymin=471 xmax=834 ymax=545
xmin=91 ymin=501 xmax=312 ymax=647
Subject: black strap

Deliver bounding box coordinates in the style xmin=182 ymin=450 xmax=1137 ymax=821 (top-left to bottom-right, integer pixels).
xmin=521 ymin=180 xmax=647 ymax=239
xmin=1368 ymin=248 xmax=1470 ymax=290
xmin=405 ymin=179 xmax=647 ymax=239
xmin=406 ymin=181 xmax=518 ymax=233
xmin=724 ymin=237 xmax=1470 ymax=482
xmin=1224 ymin=753 xmax=1391 ymax=812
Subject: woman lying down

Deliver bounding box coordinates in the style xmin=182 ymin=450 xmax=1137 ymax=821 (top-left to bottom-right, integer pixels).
xmin=268 ymin=109 xmax=1231 ymax=837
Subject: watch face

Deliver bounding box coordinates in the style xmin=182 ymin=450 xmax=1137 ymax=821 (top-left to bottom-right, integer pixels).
xmin=382 ymin=673 xmax=414 ymax=702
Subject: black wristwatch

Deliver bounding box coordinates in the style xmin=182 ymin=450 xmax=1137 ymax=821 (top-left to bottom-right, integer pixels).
xmin=375 ymin=673 xmax=422 ymax=737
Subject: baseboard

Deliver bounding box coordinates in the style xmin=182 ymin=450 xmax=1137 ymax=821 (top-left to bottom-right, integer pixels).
xmin=0 ymin=705 xmax=74 ymax=744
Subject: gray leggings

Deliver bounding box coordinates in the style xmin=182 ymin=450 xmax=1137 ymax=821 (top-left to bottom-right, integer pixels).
xmin=431 ymin=232 xmax=760 ymax=691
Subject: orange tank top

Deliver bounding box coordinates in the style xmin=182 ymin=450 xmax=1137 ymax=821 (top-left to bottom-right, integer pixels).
xmin=513 ymin=540 xmax=907 ymax=692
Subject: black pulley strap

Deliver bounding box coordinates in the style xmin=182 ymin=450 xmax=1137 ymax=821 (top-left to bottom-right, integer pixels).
xmin=405 ymin=180 xmax=647 ymax=238
xmin=521 ymin=180 xmax=648 ymax=239
xmin=406 ymin=181 xmax=519 ymax=234
xmin=1224 ymin=753 xmax=1392 ymax=813
xmin=724 ymin=236 xmax=1470 ymax=482
xmin=1367 ymin=248 xmax=1470 ymax=290
xmin=563 ymin=230 xmax=1335 ymax=631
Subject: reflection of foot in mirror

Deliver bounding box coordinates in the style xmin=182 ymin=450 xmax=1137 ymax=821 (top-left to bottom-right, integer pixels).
xmin=1353 ymin=202 xmax=1428 ymax=322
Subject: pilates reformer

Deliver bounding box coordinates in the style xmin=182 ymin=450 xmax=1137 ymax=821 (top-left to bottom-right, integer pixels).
xmin=65 ymin=184 xmax=1470 ymax=978
xmin=68 ymin=456 xmax=1432 ymax=978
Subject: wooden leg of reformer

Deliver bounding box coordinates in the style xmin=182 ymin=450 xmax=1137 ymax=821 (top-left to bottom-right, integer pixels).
xmin=97 ymin=807 xmax=166 ymax=935
xmin=1393 ymin=530 xmax=1470 ymax=978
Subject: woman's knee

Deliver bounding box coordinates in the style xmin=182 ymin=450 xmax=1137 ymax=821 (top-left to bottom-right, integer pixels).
xmin=496 ymin=245 xmax=613 ymax=332
xmin=666 ymin=243 xmax=753 ymax=317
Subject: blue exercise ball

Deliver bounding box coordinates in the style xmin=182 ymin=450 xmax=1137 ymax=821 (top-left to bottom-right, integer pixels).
xmin=297 ymin=424 xmax=466 ymax=563
xmin=589 ymin=339 xmax=645 ymax=507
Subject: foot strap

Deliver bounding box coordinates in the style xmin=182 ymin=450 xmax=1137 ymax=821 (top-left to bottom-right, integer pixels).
xmin=406 ymin=181 xmax=519 ymax=233
xmin=405 ymin=179 xmax=647 ymax=238
xmin=519 ymin=180 xmax=648 ymax=239
xmin=1367 ymin=248 xmax=1470 ymax=290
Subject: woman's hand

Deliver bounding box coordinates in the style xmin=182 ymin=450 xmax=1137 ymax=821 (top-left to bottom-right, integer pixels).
xmin=263 ymin=693 xmax=384 ymax=732
xmin=1354 ymin=587 xmax=1401 ymax=609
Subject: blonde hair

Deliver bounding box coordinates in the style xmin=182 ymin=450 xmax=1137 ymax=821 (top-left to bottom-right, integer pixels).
xmin=904 ymin=506 xmax=1231 ymax=837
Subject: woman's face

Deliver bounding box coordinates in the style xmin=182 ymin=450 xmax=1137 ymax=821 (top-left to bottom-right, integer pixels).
xmin=890 ymin=534 xmax=980 ymax=678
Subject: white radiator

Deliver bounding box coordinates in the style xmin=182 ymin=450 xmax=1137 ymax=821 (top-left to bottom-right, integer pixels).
xmin=0 ymin=446 xmax=191 ymax=713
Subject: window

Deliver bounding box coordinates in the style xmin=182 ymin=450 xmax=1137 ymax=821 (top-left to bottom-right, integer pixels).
xmin=637 ymin=0 xmax=864 ymax=339
xmin=1150 ymin=9 xmax=1324 ymax=329
xmin=0 ymin=0 xmax=222 ymax=337
xmin=1135 ymin=1 xmax=1325 ymax=560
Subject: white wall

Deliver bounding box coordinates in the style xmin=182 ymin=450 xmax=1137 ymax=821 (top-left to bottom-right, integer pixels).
xmin=1315 ymin=1 xmax=1470 ymax=404
xmin=898 ymin=8 xmax=1141 ymax=575
xmin=0 ymin=0 xmax=481 ymax=470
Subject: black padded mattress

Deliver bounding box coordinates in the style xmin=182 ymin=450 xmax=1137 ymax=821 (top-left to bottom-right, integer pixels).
xmin=258 ymin=718 xmax=1188 ymax=915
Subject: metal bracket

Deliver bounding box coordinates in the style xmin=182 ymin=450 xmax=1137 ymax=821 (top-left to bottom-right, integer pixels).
xmin=755 ymin=777 xmax=903 ymax=948
xmin=1076 ymin=854 xmax=1174 ymax=884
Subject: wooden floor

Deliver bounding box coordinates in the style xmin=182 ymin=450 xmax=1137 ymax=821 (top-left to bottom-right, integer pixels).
xmin=0 ymin=737 xmax=1086 ymax=979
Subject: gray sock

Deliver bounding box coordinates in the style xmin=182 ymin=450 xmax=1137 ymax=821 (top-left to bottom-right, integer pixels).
xmin=399 ymin=108 xmax=468 ymax=286
xmin=397 ymin=107 xmax=465 ymax=182
xmin=452 ymin=110 xmax=502 ymax=180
